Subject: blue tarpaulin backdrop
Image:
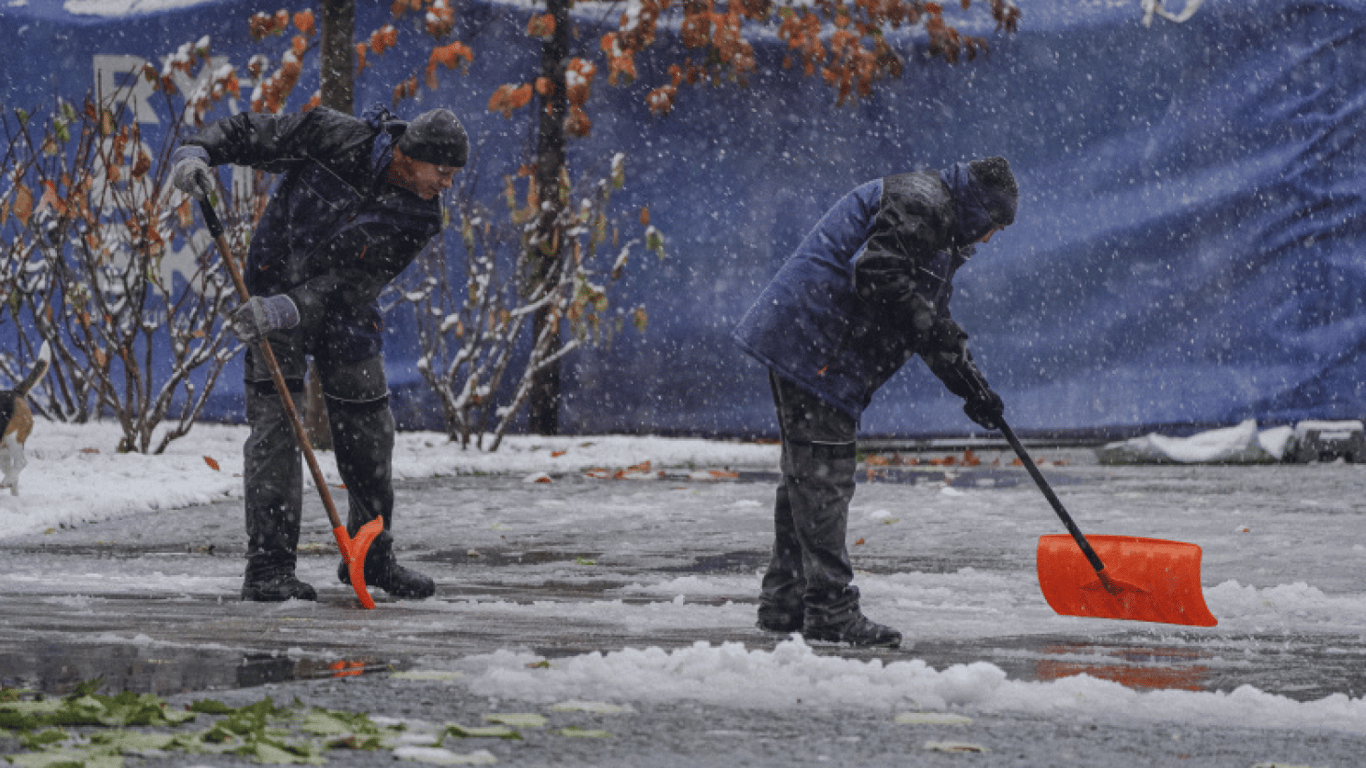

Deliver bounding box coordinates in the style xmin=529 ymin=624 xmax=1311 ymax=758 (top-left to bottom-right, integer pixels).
xmin=2 ymin=0 xmax=1364 ymax=438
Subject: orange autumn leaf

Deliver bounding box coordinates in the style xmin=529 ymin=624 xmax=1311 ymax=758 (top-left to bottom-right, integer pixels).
xmin=564 ymin=105 xmax=591 ymax=138
xmin=12 ymin=183 xmax=33 ymax=225
xmin=488 ymin=83 xmax=532 ymax=117
xmin=293 ymin=9 xmax=315 ymax=36
xmin=131 ymin=149 xmax=152 ymax=179
xmin=36 ymin=181 xmax=66 ymax=217
xmin=551 ymin=450 xmax=567 ymax=457
xmin=854 ymin=538 xmax=865 ymax=546
xmin=203 ymin=456 xmax=220 ymax=471
xmin=646 ymin=84 xmax=676 ymax=116
xmin=370 ymin=25 xmax=398 ymax=55
xmin=527 ymin=13 xmax=556 ymax=39
xmin=354 ymin=43 xmax=368 ymax=75
xmin=425 ymin=4 xmax=454 ymax=36
xmin=429 ymin=41 xmax=473 ymax=70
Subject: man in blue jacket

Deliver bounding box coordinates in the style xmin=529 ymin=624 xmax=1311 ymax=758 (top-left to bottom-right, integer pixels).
xmin=170 ymin=105 xmax=467 ymax=602
xmin=733 ymin=157 xmax=1019 ymax=647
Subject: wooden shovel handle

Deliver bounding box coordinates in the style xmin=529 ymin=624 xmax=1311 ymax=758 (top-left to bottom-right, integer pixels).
xmin=998 ymin=419 xmax=1111 ymax=579
xmin=199 ymin=199 xmax=344 ymax=533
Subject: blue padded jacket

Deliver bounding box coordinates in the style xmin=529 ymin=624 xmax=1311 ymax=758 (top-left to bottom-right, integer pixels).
xmin=732 ymin=168 xmax=986 ymax=418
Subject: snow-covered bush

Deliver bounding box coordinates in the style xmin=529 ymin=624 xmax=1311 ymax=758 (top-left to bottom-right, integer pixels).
xmin=0 ymin=69 xmax=251 ymax=454
xmin=395 ymin=151 xmax=660 ymax=451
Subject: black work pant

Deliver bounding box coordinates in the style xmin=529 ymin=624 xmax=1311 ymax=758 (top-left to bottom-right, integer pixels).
xmin=760 ymin=371 xmax=862 ymax=628
xmin=242 ymin=337 xmax=394 ymax=576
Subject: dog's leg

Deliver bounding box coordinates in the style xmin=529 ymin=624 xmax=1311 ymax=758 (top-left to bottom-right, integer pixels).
xmin=0 ymin=432 xmax=21 ymax=496
xmin=1 ymin=398 xmax=32 ymax=496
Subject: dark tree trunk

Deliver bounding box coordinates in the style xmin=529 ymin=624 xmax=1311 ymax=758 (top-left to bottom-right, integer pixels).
xmin=526 ymin=0 xmax=570 ymax=435
xmin=304 ymin=0 xmax=357 ymax=450
xmin=320 ymin=0 xmax=355 ymax=114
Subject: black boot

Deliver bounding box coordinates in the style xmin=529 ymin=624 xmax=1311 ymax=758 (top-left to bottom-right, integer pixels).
xmin=337 ymin=533 xmax=435 ymax=600
xmin=756 ymin=601 xmax=804 ymax=633
xmin=803 ymin=614 xmax=902 ymax=648
xmin=242 ymin=563 xmax=316 ymax=602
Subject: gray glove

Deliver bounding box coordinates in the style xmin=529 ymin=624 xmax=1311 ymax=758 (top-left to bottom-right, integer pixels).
xmin=170 ymin=146 xmax=214 ymax=200
xmin=226 ymin=295 xmax=299 ymax=343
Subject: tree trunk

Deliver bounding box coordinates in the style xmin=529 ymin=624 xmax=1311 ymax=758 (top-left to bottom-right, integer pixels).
xmin=320 ymin=0 xmax=355 ymax=114
xmin=304 ymin=0 xmax=357 ymax=450
xmin=526 ymin=0 xmax=571 ymax=435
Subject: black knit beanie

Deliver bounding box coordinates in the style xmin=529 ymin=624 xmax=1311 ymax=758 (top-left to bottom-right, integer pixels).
xmin=398 ymin=109 xmax=469 ymax=168
xmin=967 ymin=156 xmax=1019 ymax=228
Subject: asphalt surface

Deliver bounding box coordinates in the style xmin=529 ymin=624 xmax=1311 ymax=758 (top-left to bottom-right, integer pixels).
xmin=1 ymin=454 xmax=1363 ymax=766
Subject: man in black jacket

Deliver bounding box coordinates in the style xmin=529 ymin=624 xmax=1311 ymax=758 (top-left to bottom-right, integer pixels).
xmin=733 ymin=157 xmax=1019 ymax=647
xmin=170 ymin=105 xmax=467 ymax=602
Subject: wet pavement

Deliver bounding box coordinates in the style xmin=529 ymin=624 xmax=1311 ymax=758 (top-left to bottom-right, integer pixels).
xmin=1 ymin=454 xmax=1364 ymax=765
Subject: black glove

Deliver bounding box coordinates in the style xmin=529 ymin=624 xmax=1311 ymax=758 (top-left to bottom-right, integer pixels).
xmin=963 ymin=387 xmax=1005 ymax=431
xmin=225 ymin=295 xmax=300 ymax=343
xmin=922 ymin=343 xmax=1005 ymax=431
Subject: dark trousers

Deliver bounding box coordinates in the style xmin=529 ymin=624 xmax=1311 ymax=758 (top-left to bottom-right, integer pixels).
xmin=242 ymin=337 xmax=394 ymax=576
xmin=760 ymin=371 xmax=862 ymax=628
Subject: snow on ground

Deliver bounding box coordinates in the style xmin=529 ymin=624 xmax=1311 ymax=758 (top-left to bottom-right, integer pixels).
xmin=457 ymin=638 xmax=1366 ymax=735
xmin=2 ymin=419 xmax=1365 ymax=736
xmin=0 ymin=419 xmax=777 ymax=536
xmin=62 ymin=0 xmax=212 ymax=16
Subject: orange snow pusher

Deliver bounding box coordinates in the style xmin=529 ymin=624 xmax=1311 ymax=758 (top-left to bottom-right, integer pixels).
xmin=1000 ymin=420 xmax=1217 ymax=627
xmin=201 ymin=199 xmax=384 ymax=610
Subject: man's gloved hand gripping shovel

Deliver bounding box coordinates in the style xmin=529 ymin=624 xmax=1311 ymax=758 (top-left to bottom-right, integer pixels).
xmin=200 ymin=198 xmax=383 ymax=610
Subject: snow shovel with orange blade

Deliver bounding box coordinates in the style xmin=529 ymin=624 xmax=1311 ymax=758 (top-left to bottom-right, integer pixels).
xmin=200 ymin=198 xmax=384 ymax=610
xmin=999 ymin=419 xmax=1217 ymax=627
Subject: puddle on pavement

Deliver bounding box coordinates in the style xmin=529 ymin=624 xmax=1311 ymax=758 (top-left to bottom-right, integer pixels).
xmin=520 ymin=466 xmax=1085 ymax=490
xmin=427 ymin=548 xmax=604 ymax=567
xmin=908 ymin=632 xmax=1366 ymax=703
xmin=1 ymin=642 xmax=392 ymax=697
xmin=7 ymin=632 xmax=1361 ymax=704
xmin=657 ymin=550 xmax=769 ymax=574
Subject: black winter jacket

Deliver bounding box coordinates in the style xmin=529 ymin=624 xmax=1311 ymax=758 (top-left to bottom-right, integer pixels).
xmin=185 ymin=107 xmax=442 ymax=361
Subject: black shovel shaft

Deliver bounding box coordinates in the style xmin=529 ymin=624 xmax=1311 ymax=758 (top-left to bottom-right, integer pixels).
xmin=199 ymin=199 xmax=345 ymax=532
xmin=998 ymin=419 xmax=1108 ymax=576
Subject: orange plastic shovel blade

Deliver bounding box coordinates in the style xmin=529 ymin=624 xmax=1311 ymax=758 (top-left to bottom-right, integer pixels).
xmin=333 ymin=519 xmax=385 ymax=610
xmin=1037 ymin=534 xmax=1217 ymax=627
